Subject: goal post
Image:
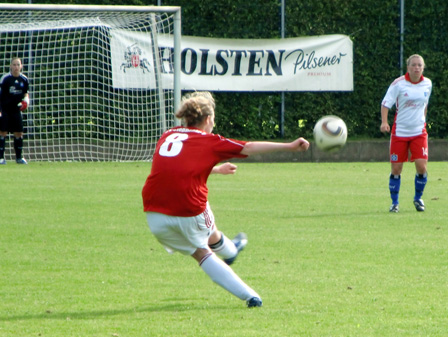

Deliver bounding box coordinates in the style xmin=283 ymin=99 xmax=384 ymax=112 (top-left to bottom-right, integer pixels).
xmin=0 ymin=4 xmax=181 ymax=162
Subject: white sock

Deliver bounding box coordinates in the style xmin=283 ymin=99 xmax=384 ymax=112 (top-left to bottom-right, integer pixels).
xmin=200 ymin=253 xmax=259 ymax=301
xmin=210 ymin=233 xmax=237 ymax=260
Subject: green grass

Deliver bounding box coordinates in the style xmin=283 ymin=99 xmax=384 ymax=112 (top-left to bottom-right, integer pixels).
xmin=1 ymin=161 xmax=447 ymax=337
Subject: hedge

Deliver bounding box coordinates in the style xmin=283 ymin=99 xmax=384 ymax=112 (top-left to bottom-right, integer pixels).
xmin=15 ymin=0 xmax=448 ymax=140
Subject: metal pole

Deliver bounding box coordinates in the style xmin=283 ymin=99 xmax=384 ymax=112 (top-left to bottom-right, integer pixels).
xmin=150 ymin=14 xmax=166 ymax=131
xmin=27 ymin=0 xmax=33 ymax=75
xmin=280 ymin=0 xmax=285 ymax=137
xmin=0 ymin=4 xmax=180 ymax=13
xmin=281 ymin=0 xmax=285 ymax=38
xmin=399 ymin=0 xmax=404 ymax=75
xmin=27 ymin=0 xmax=34 ymax=135
xmin=173 ymin=8 xmax=181 ymax=126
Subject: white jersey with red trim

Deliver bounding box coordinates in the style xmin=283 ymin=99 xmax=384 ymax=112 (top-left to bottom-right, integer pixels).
xmin=381 ymin=73 xmax=432 ymax=137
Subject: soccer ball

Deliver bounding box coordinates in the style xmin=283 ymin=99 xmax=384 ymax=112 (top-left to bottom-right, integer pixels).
xmin=313 ymin=115 xmax=348 ymax=152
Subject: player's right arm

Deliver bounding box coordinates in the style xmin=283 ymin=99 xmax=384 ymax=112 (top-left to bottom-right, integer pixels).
xmin=0 ymin=77 xmax=3 ymax=115
xmin=380 ymin=105 xmax=390 ymax=133
xmin=380 ymin=79 xmax=400 ymax=134
xmin=241 ymin=138 xmax=309 ymax=156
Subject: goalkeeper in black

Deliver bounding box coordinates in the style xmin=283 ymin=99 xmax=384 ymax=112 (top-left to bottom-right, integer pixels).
xmin=0 ymin=57 xmax=30 ymax=164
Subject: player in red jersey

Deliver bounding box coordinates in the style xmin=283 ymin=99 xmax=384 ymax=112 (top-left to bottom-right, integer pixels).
xmin=142 ymin=91 xmax=309 ymax=307
xmin=0 ymin=57 xmax=30 ymax=165
xmin=380 ymin=54 xmax=432 ymax=212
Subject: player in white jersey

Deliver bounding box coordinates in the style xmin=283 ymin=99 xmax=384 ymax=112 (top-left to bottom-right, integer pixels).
xmin=380 ymin=54 xmax=432 ymax=212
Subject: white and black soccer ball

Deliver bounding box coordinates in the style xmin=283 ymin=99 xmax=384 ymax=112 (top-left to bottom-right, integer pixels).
xmin=313 ymin=115 xmax=348 ymax=152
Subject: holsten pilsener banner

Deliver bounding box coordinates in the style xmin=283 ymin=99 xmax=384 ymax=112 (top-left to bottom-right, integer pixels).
xmin=111 ymin=33 xmax=353 ymax=92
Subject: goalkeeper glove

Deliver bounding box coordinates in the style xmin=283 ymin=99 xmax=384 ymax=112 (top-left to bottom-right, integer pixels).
xmin=18 ymin=96 xmax=29 ymax=111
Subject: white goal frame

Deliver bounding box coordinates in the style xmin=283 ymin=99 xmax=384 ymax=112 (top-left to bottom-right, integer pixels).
xmin=0 ymin=4 xmax=181 ymax=162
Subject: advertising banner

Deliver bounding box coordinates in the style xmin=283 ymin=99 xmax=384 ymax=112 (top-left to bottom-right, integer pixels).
xmin=111 ymin=33 xmax=353 ymax=92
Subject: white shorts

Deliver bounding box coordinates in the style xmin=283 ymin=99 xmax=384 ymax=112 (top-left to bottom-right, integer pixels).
xmin=146 ymin=202 xmax=216 ymax=255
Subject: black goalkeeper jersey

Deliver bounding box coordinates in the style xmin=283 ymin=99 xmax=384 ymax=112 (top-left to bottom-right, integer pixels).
xmin=0 ymin=72 xmax=29 ymax=112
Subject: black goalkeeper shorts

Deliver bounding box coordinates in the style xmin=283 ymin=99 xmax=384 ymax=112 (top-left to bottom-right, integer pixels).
xmin=0 ymin=111 xmax=24 ymax=133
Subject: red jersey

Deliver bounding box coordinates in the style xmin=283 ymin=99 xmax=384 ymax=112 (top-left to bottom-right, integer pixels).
xmin=142 ymin=126 xmax=247 ymax=217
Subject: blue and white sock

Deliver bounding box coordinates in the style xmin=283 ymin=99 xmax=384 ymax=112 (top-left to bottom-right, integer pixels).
xmin=389 ymin=174 xmax=401 ymax=205
xmin=414 ymin=172 xmax=428 ymax=201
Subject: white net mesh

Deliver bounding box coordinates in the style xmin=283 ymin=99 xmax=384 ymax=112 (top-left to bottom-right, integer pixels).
xmin=0 ymin=6 xmax=179 ymax=161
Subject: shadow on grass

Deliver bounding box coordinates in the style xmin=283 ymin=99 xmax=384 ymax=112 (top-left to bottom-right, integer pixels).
xmin=279 ymin=209 xmax=391 ymax=219
xmin=0 ymin=299 xmax=232 ymax=322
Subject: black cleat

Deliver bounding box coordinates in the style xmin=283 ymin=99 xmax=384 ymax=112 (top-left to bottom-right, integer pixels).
xmin=389 ymin=204 xmax=399 ymax=213
xmin=414 ymin=199 xmax=425 ymax=212
xmin=247 ymin=297 xmax=263 ymax=308
xmin=223 ymin=233 xmax=248 ymax=265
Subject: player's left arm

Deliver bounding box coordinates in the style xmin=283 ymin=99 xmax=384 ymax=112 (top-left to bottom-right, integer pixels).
xmin=18 ymin=93 xmax=29 ymax=111
xmin=425 ymin=83 xmax=431 ymax=119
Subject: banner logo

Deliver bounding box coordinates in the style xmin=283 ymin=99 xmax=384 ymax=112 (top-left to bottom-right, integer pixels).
xmin=120 ymin=43 xmax=151 ymax=74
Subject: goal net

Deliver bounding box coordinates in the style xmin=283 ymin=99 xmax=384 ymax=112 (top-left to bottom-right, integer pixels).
xmin=0 ymin=4 xmax=181 ymax=162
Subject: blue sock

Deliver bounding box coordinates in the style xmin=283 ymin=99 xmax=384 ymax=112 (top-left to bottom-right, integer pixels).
xmin=389 ymin=174 xmax=401 ymax=205
xmin=414 ymin=173 xmax=427 ymax=201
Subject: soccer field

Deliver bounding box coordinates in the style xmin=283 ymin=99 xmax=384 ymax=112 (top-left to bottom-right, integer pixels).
xmin=1 ymin=162 xmax=447 ymax=337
